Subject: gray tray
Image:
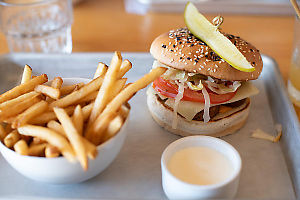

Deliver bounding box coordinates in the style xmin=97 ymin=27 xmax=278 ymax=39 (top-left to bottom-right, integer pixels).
xmin=0 ymin=53 xmax=299 ymax=200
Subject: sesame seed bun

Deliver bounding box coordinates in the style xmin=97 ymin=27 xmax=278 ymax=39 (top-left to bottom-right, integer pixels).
xmin=147 ymin=89 xmax=250 ymax=137
xmin=150 ymin=28 xmax=263 ymax=81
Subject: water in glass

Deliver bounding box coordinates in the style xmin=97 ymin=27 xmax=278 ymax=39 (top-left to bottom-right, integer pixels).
xmin=0 ymin=0 xmax=73 ymax=53
xmin=288 ymin=16 xmax=300 ymax=107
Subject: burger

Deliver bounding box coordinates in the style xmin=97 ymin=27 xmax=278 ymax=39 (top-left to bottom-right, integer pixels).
xmin=146 ymin=27 xmax=263 ymax=137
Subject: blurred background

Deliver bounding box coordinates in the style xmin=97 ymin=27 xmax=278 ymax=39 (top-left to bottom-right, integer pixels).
xmin=125 ymin=0 xmax=294 ymax=15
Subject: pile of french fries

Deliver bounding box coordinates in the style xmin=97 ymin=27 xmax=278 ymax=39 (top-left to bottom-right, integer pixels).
xmin=0 ymin=51 xmax=167 ymax=170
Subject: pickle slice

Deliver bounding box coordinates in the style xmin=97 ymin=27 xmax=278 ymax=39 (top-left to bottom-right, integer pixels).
xmin=184 ymin=2 xmax=255 ymax=72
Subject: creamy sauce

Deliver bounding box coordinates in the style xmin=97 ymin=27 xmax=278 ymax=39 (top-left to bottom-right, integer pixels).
xmin=167 ymin=147 xmax=233 ymax=185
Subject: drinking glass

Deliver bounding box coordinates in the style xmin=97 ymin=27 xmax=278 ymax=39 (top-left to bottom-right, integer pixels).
xmin=288 ymin=16 xmax=300 ymax=107
xmin=0 ymin=0 xmax=73 ymax=53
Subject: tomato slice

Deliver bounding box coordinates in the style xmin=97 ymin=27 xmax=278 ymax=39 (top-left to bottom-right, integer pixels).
xmin=153 ymin=78 xmax=236 ymax=104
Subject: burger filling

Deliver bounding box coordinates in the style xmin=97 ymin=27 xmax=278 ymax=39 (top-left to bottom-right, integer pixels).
xmin=151 ymin=61 xmax=259 ymax=128
xmin=156 ymin=94 xmax=249 ymax=121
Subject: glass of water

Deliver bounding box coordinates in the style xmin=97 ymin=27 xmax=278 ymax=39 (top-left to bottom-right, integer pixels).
xmin=0 ymin=0 xmax=73 ymax=53
xmin=288 ymin=16 xmax=300 ymax=107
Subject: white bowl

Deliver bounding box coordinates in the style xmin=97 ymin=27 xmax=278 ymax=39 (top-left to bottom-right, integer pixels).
xmin=0 ymin=78 xmax=130 ymax=184
xmin=161 ymin=136 xmax=242 ymax=200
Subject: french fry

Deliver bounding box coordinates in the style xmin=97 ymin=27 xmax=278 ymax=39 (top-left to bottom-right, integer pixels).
xmin=85 ymin=111 xmax=116 ymax=145
xmin=89 ymin=51 xmax=122 ymax=125
xmin=77 ymin=91 xmax=98 ymax=104
xmin=28 ymin=143 xmax=47 ymax=156
xmin=118 ymin=59 xmax=132 ymax=79
xmin=93 ymin=62 xmax=108 ymax=79
xmin=51 ymin=77 xmax=63 ymax=89
xmin=12 ymin=100 xmax=48 ymax=128
xmin=78 ymin=79 xmax=125 ymax=106
xmin=21 ymin=65 xmax=32 ymax=84
xmin=119 ymin=104 xmax=130 ymax=119
xmin=83 ymin=138 xmax=98 ymax=159
xmin=4 ymin=123 xmax=12 ymax=134
xmin=72 ymin=105 xmax=83 ymax=136
xmin=0 ymin=91 xmax=38 ymax=110
xmin=82 ymin=102 xmax=95 ymax=121
xmin=47 ymin=120 xmax=64 ymax=135
xmin=0 ymin=74 xmax=48 ymax=104
xmin=89 ymin=105 xmax=129 ymax=143
xmin=50 ymin=76 xmax=104 ymax=109
xmin=0 ymin=93 xmax=41 ymax=120
xmin=60 ymin=83 xmax=85 ymax=96
xmin=14 ymin=140 xmax=29 ymax=156
xmin=18 ymin=125 xmax=75 ymax=162
xmin=30 ymin=105 xmax=75 ymax=125
xmin=47 ymin=120 xmax=97 ymax=159
xmin=102 ymin=115 xmax=123 ymax=142
xmin=103 ymin=67 xmax=165 ymax=116
xmin=20 ymin=134 xmax=31 ymax=143
xmin=46 ymin=77 xmax=64 ymax=103
xmin=45 ymin=145 xmax=60 ymax=158
xmin=89 ymin=67 xmax=166 ymax=140
xmin=108 ymin=78 xmax=127 ymax=102
xmin=35 ymin=85 xmax=60 ymax=100
xmin=53 ymin=107 xmax=87 ymax=170
xmin=2 ymin=117 xmax=15 ymax=124
xmin=31 ymin=137 xmax=45 ymax=145
xmin=4 ymin=130 xmax=20 ymax=148
xmin=0 ymin=123 xmax=7 ymax=141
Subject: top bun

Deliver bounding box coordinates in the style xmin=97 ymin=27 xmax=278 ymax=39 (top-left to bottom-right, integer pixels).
xmin=150 ymin=28 xmax=263 ymax=81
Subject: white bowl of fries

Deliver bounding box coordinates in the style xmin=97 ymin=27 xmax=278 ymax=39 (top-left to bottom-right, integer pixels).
xmin=0 ymin=52 xmax=166 ymax=184
xmin=0 ymin=77 xmax=131 ymax=184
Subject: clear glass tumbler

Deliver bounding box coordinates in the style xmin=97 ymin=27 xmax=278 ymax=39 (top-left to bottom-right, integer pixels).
xmin=0 ymin=0 xmax=73 ymax=53
xmin=288 ymin=16 xmax=300 ymax=107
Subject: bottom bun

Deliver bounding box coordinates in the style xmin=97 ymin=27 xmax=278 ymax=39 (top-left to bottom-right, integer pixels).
xmin=146 ymin=88 xmax=250 ymax=137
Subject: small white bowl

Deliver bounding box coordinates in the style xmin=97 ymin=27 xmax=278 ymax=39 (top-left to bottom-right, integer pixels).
xmin=0 ymin=78 xmax=130 ymax=184
xmin=161 ymin=136 xmax=242 ymax=200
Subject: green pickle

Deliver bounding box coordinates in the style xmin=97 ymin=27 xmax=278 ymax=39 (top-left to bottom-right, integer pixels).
xmin=184 ymin=2 xmax=255 ymax=72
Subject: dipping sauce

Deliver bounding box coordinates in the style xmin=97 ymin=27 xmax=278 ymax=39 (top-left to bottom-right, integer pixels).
xmin=167 ymin=146 xmax=233 ymax=185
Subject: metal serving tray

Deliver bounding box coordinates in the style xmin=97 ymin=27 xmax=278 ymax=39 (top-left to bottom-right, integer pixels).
xmin=0 ymin=53 xmax=299 ymax=200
